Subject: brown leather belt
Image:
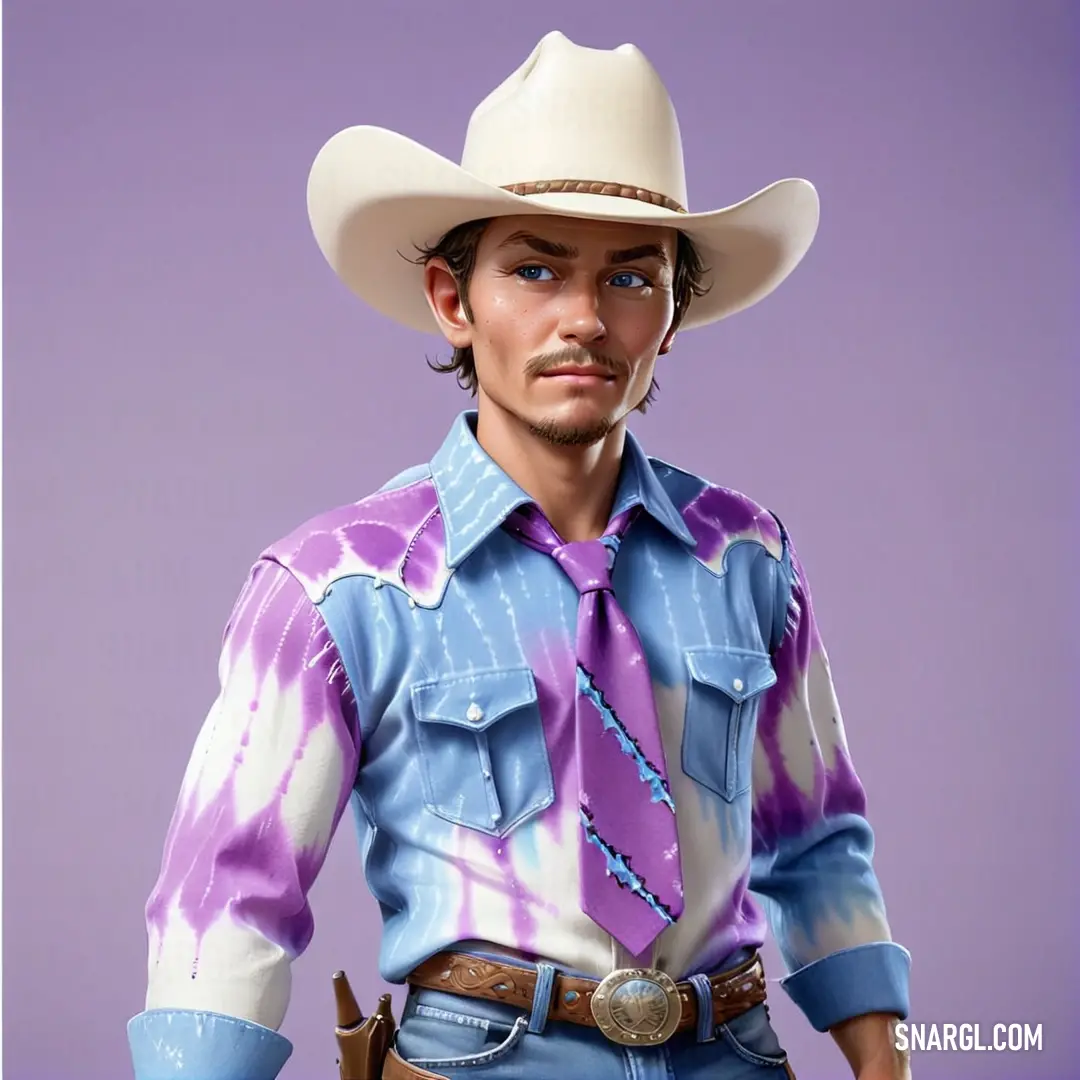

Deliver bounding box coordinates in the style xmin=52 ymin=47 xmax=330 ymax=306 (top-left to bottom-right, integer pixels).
xmin=407 ymin=950 xmax=767 ymax=1047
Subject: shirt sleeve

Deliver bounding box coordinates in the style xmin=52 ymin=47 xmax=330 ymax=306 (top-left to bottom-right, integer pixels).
xmin=127 ymin=558 xmax=362 ymax=1079
xmin=748 ymin=526 xmax=911 ymax=1032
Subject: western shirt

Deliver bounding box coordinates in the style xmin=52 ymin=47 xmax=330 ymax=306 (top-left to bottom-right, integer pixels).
xmin=127 ymin=411 xmax=910 ymax=1078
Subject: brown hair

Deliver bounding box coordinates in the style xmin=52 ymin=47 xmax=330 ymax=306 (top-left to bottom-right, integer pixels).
xmin=413 ymin=218 xmax=711 ymax=412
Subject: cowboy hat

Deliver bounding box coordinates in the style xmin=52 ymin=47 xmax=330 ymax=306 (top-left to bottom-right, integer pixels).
xmin=306 ymin=30 xmax=819 ymax=333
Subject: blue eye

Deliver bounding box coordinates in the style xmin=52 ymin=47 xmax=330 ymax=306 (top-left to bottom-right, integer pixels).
xmin=516 ymin=265 xmax=555 ymax=281
xmin=610 ymin=271 xmax=649 ymax=288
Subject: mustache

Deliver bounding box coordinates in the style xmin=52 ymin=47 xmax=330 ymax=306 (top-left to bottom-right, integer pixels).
xmin=523 ymin=347 xmax=627 ymax=379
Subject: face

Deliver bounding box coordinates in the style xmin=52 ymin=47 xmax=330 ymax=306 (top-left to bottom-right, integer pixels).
xmin=424 ymin=215 xmax=680 ymax=447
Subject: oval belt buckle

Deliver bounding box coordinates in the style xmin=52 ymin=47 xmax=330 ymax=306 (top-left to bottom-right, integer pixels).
xmin=589 ymin=968 xmax=682 ymax=1047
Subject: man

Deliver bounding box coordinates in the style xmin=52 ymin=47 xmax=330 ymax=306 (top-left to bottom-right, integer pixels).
xmin=128 ymin=30 xmax=911 ymax=1080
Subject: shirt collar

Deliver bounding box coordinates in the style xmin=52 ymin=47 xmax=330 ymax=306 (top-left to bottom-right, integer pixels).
xmin=430 ymin=411 xmax=697 ymax=568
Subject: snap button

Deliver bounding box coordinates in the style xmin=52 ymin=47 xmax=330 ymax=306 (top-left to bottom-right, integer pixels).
xmin=466 ymin=702 xmax=484 ymax=723
xmin=732 ymin=678 xmax=744 ymax=692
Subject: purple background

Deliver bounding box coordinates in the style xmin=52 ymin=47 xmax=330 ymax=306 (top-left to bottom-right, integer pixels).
xmin=3 ymin=2 xmax=1076 ymax=1077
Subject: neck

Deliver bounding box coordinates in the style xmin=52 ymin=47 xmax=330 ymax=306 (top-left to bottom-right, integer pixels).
xmin=474 ymin=400 xmax=626 ymax=542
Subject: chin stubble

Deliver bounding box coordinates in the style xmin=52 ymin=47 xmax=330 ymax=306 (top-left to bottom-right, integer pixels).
xmin=526 ymin=415 xmax=616 ymax=447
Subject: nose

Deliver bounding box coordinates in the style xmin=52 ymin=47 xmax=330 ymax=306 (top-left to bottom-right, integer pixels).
xmin=557 ymin=281 xmax=607 ymax=346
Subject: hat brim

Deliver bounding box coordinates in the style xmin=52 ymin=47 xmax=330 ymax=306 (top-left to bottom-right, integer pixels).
xmin=307 ymin=126 xmax=820 ymax=333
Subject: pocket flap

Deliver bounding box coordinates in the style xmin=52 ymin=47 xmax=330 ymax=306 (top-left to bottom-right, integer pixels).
xmin=685 ymin=648 xmax=777 ymax=703
xmin=410 ymin=667 xmax=539 ymax=732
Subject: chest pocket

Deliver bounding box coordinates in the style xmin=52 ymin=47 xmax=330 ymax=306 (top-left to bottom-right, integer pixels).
xmin=410 ymin=667 xmax=555 ymax=837
xmin=682 ymin=647 xmax=778 ymax=803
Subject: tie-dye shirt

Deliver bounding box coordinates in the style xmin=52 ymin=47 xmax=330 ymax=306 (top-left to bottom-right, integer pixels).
xmin=128 ymin=411 xmax=910 ymax=1079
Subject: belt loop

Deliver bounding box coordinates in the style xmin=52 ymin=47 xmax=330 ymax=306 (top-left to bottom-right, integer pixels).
xmin=688 ymin=974 xmax=716 ymax=1043
xmin=528 ymin=963 xmax=557 ymax=1034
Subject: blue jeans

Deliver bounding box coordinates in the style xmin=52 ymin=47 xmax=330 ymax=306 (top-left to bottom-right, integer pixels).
xmin=393 ymin=951 xmax=796 ymax=1079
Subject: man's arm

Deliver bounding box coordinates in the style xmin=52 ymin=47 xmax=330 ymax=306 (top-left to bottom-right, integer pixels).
xmin=832 ymin=1013 xmax=912 ymax=1080
xmin=749 ymin=525 xmax=910 ymax=1076
xmin=127 ymin=559 xmax=362 ymax=1080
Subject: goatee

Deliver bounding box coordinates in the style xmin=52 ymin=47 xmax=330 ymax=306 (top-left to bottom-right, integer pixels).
xmin=527 ymin=416 xmax=615 ymax=447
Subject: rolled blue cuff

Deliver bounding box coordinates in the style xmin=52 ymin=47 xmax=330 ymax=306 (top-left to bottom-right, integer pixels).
xmin=779 ymin=941 xmax=911 ymax=1033
xmin=128 ymin=1009 xmax=293 ymax=1080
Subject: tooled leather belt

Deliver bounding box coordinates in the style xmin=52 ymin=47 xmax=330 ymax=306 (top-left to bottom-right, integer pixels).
xmin=407 ymin=950 xmax=767 ymax=1048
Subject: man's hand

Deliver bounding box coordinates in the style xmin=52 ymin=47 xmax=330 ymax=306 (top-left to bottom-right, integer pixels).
xmin=830 ymin=1013 xmax=911 ymax=1080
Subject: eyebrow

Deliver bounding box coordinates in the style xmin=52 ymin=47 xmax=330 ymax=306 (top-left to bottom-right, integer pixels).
xmin=607 ymin=243 xmax=670 ymax=267
xmin=496 ymin=231 xmax=671 ymax=267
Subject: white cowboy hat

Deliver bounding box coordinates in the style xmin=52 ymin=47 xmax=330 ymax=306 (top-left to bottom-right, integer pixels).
xmin=306 ymin=30 xmax=819 ymax=333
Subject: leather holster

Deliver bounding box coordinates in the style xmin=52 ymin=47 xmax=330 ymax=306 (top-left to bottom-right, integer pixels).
xmin=381 ymin=1046 xmax=449 ymax=1079
xmin=333 ymin=971 xmax=397 ymax=1080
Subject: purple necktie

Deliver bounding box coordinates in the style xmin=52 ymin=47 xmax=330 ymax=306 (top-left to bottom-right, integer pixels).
xmin=504 ymin=503 xmax=684 ymax=957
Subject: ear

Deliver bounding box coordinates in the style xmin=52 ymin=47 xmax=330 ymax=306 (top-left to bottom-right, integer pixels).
xmin=657 ymin=324 xmax=678 ymax=356
xmin=423 ymin=260 xmax=473 ymax=348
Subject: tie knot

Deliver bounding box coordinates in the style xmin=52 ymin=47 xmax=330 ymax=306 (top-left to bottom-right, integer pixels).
xmin=552 ymin=539 xmax=616 ymax=594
